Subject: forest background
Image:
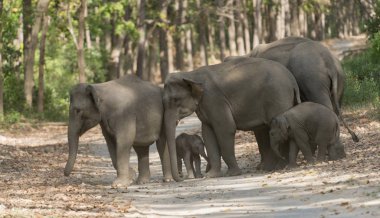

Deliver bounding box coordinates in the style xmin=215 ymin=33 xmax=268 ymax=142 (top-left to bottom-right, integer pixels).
xmin=0 ymin=0 xmax=379 ymax=124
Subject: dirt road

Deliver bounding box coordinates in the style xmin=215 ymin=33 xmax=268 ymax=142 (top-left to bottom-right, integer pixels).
xmin=0 ymin=110 xmax=379 ymax=217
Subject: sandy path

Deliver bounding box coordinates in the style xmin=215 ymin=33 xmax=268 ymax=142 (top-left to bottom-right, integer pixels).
xmin=0 ymin=112 xmax=379 ymax=217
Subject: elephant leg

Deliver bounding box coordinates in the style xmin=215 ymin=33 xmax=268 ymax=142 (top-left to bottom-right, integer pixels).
xmin=156 ymin=135 xmax=173 ymax=182
xmin=177 ymin=157 xmax=183 ymax=177
xmin=112 ymin=121 xmax=136 ymax=188
xmin=254 ymin=126 xmax=280 ymax=171
xmin=193 ymin=154 xmax=202 ymax=178
xmin=288 ymin=140 xmax=299 ymax=168
xmin=103 ymin=130 xmax=117 ymax=170
xmin=317 ymin=144 xmax=328 ymax=162
xmin=183 ymin=152 xmax=195 ymax=179
xmin=293 ymin=131 xmax=314 ymax=164
xmin=202 ymin=124 xmax=222 ymax=178
xmin=133 ymin=146 xmax=151 ymax=184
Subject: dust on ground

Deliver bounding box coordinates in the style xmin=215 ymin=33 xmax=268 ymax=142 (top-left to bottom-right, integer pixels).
xmin=0 ymin=109 xmax=379 ymax=217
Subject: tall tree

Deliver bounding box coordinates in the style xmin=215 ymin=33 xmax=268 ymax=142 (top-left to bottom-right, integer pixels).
xmin=289 ymin=0 xmax=300 ymax=36
xmin=159 ymin=0 xmax=169 ymax=82
xmin=77 ymin=0 xmax=86 ymax=83
xmin=253 ymin=0 xmax=262 ymax=47
xmin=136 ymin=0 xmax=147 ymax=79
xmin=0 ymin=0 xmax=3 ymax=118
xmin=174 ymin=0 xmax=184 ymax=70
xmin=196 ymin=0 xmax=209 ymax=66
xmin=241 ymin=0 xmax=251 ymax=52
xmin=227 ymin=0 xmax=237 ymax=56
xmin=184 ymin=0 xmax=193 ymax=70
xmin=217 ymin=0 xmax=226 ymax=60
xmin=38 ymin=15 xmax=49 ymax=113
xmin=235 ymin=0 xmax=245 ymax=55
xmin=23 ymin=0 xmax=50 ymax=108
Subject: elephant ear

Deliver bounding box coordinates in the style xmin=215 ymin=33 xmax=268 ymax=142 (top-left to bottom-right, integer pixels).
xmin=275 ymin=116 xmax=290 ymax=139
xmin=183 ymin=78 xmax=204 ymax=102
xmin=86 ymin=85 xmax=103 ymax=112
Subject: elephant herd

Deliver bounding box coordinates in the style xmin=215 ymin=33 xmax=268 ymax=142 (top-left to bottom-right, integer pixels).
xmin=64 ymin=36 xmax=358 ymax=188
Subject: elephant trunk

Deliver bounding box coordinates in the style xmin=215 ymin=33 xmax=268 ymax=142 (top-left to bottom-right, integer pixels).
xmin=64 ymin=112 xmax=81 ymax=176
xmin=270 ymin=141 xmax=284 ymax=160
xmin=164 ymin=109 xmax=183 ymax=182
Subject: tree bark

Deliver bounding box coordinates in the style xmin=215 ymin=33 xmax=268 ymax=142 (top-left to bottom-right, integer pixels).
xmin=253 ymin=0 xmax=262 ymax=47
xmin=38 ymin=15 xmax=49 ymax=113
xmin=235 ymin=0 xmax=245 ymax=55
xmin=77 ymin=0 xmax=86 ymax=83
xmin=174 ymin=0 xmax=184 ymax=70
xmin=289 ymin=0 xmax=300 ymax=36
xmin=196 ymin=0 xmax=208 ymax=66
xmin=136 ymin=0 xmax=148 ymax=80
xmin=227 ymin=0 xmax=237 ymax=56
xmin=0 ymin=0 xmax=3 ymax=118
xmin=24 ymin=0 xmax=50 ymax=108
xmin=217 ymin=0 xmax=226 ymax=60
xmin=241 ymin=0 xmax=251 ymax=52
xmin=84 ymin=1 xmax=92 ymax=49
xmin=183 ymin=0 xmax=193 ymax=70
xmin=159 ymin=0 xmax=169 ymax=82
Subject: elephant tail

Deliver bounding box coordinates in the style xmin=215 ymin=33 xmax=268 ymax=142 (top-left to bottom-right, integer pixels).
xmin=293 ymin=82 xmax=301 ymax=105
xmin=331 ymin=73 xmax=359 ymax=142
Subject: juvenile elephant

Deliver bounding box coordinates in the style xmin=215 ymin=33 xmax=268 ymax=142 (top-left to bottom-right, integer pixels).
xmin=163 ymin=57 xmax=301 ymax=181
xmin=225 ymin=36 xmax=358 ymax=142
xmin=176 ymin=133 xmax=209 ymax=179
xmin=64 ymin=75 xmax=172 ymax=188
xmin=269 ymin=102 xmax=346 ymax=168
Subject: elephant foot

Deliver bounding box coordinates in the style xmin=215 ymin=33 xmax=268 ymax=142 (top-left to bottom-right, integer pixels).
xmin=195 ymin=173 xmax=203 ymax=178
xmin=136 ymin=176 xmax=150 ymax=185
xmin=111 ymin=177 xmax=133 ymax=189
xmin=287 ymin=163 xmax=298 ymax=168
xmin=163 ymin=177 xmax=173 ymax=183
xmin=205 ymin=170 xmax=222 ymax=178
xmin=226 ymin=168 xmax=242 ymax=177
xmin=275 ymin=159 xmax=288 ymax=170
xmin=186 ymin=173 xmax=195 ymax=179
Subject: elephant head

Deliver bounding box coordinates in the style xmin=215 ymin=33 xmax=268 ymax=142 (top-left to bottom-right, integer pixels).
xmin=269 ymin=116 xmax=290 ymax=159
xmin=64 ymin=84 xmax=101 ymax=176
xmin=163 ymin=74 xmax=204 ymax=181
xmin=328 ymin=141 xmax=346 ymax=161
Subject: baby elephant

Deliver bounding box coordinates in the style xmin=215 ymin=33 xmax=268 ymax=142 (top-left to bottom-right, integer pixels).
xmin=176 ymin=133 xmax=209 ymax=179
xmin=269 ymin=102 xmax=346 ymax=168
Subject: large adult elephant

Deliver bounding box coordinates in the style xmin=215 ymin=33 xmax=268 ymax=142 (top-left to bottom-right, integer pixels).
xmin=225 ymin=36 xmax=358 ymax=142
xmin=163 ymin=58 xmax=301 ymax=181
xmin=64 ymin=75 xmax=172 ymax=188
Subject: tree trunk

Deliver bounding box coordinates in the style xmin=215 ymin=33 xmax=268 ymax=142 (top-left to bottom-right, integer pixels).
xmin=0 ymin=0 xmax=3 ymax=118
xmin=289 ymin=0 xmax=300 ymax=36
xmin=253 ymin=0 xmax=262 ymax=47
xmin=37 ymin=15 xmax=49 ymax=113
xmin=23 ymin=0 xmax=50 ymax=108
xmin=196 ymin=0 xmax=208 ymax=66
xmin=217 ymin=0 xmax=226 ymax=60
xmin=84 ymin=2 xmax=92 ymax=49
xmin=299 ymin=5 xmax=307 ymax=37
xmin=276 ymin=0 xmax=285 ymax=39
xmin=235 ymin=0 xmax=245 ymax=55
xmin=159 ymin=0 xmax=169 ymax=82
xmin=174 ymin=0 xmax=184 ymax=70
xmin=167 ymin=30 xmax=174 ymax=73
xmin=136 ymin=0 xmax=147 ymax=80
xmin=185 ymin=27 xmax=194 ymax=70
xmin=227 ymin=0 xmax=237 ymax=56
xmin=77 ymin=0 xmax=86 ymax=83
xmin=241 ymin=0 xmax=251 ymax=52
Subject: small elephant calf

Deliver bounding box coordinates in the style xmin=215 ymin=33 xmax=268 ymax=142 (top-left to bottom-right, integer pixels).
xmin=269 ymin=102 xmax=346 ymax=167
xmin=176 ymin=133 xmax=209 ymax=179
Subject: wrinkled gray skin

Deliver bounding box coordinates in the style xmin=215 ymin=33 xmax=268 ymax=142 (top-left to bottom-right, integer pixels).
xmin=163 ymin=58 xmax=301 ymax=181
xmin=176 ymin=133 xmax=209 ymax=179
xmin=64 ymin=75 xmax=172 ymax=188
xmin=225 ymin=36 xmax=358 ymax=142
xmin=269 ymin=102 xmax=346 ymax=168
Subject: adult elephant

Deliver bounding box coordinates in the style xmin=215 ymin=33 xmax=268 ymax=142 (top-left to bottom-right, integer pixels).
xmin=163 ymin=58 xmax=301 ymax=181
xmin=64 ymin=75 xmax=172 ymax=188
xmin=225 ymin=36 xmax=358 ymax=142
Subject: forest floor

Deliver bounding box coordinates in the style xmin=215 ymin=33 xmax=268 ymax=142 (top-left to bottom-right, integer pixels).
xmin=0 ymin=108 xmax=379 ymax=217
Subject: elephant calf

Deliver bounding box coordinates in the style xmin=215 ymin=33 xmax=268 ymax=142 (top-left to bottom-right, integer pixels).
xmin=269 ymin=102 xmax=346 ymax=168
xmin=176 ymin=133 xmax=209 ymax=179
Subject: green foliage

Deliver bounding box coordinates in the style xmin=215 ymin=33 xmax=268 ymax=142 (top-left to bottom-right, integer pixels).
xmin=3 ymin=74 xmax=25 ymax=113
xmin=342 ymin=43 xmax=380 ymax=113
xmin=365 ymin=0 xmax=380 ymax=39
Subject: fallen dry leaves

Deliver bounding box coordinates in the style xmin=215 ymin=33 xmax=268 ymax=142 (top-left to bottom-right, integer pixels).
xmin=0 ymin=108 xmax=379 ymax=217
